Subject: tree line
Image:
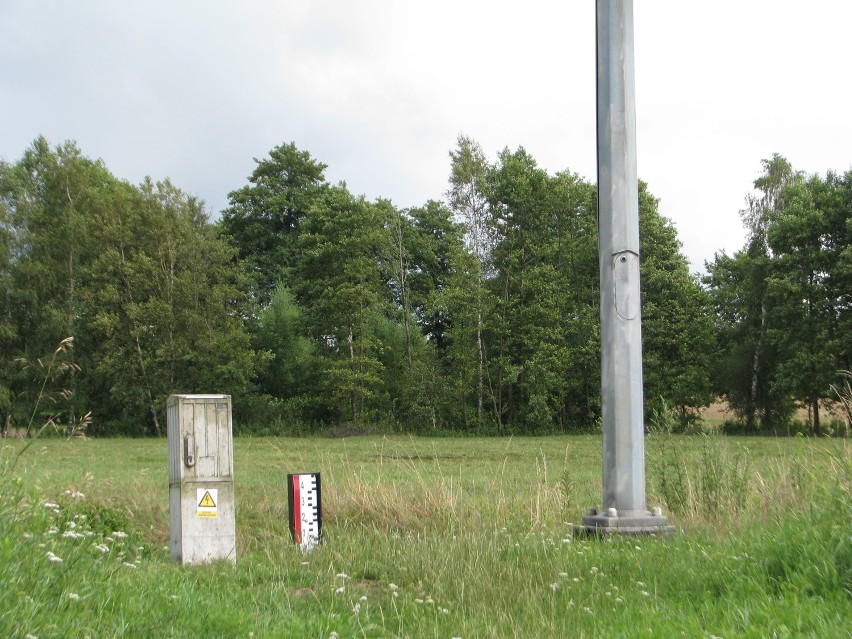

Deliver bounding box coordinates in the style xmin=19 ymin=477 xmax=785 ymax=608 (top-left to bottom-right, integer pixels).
xmin=0 ymin=137 xmax=848 ymax=436
xmin=706 ymin=155 xmax=852 ymax=435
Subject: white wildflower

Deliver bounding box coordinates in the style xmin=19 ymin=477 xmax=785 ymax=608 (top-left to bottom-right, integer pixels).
xmin=549 ymin=583 xmax=560 ymax=592
xmin=351 ymin=603 xmax=361 ymax=614
xmin=615 ymin=597 xmax=623 ymax=604
xmin=46 ymin=551 xmax=63 ymax=563
xmin=388 ymin=583 xmax=399 ymax=591
xmin=359 ymin=596 xmax=368 ymax=603
xmin=439 ymin=607 xmax=449 ymax=614
xmin=66 ymin=521 xmax=77 ymax=530
xmin=93 ymin=544 xmax=109 ymax=554
xmin=25 ymin=634 xmax=38 ymax=639
xmin=334 ymin=586 xmax=345 ymax=595
xmin=44 ymin=502 xmax=60 ymax=511
xmin=62 ymin=531 xmax=85 ymax=540
xmin=68 ymin=592 xmax=80 ymax=601
xmin=641 ymin=590 xmax=651 ymax=597
xmin=572 ymin=577 xmax=581 ymax=583
xmin=558 ymin=572 xmax=569 ymax=578
xmin=112 ymin=531 xmax=128 ymax=539
xmin=583 ymin=606 xmax=593 ymax=614
xmin=636 ymin=581 xmax=646 ymax=587
xmin=414 ymin=598 xmax=424 ymax=605
xmin=123 ymin=562 xmax=138 ymax=569
xmin=335 ymin=572 xmax=349 ymax=580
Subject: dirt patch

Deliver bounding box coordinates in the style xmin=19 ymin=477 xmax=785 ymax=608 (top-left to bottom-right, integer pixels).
xmin=290 ymin=586 xmax=319 ymax=599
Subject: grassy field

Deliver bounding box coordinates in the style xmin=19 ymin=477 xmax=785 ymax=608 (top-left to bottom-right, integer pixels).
xmin=1 ymin=433 xmax=849 ymax=638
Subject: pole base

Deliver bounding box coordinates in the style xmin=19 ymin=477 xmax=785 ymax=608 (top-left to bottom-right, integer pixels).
xmin=574 ymin=507 xmax=675 ymax=536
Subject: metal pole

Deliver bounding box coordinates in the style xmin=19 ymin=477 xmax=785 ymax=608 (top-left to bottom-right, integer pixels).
xmin=578 ymin=0 xmax=673 ymax=535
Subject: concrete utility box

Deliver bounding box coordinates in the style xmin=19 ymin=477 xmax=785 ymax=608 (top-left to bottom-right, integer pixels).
xmin=168 ymin=394 xmax=236 ymax=564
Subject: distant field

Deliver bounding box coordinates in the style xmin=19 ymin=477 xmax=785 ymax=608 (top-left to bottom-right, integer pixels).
xmin=2 ymin=434 xmax=849 ymax=637
xmin=700 ymin=399 xmax=848 ymax=431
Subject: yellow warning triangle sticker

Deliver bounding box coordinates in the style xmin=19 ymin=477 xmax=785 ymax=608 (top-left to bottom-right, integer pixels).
xmin=198 ymin=491 xmax=216 ymax=508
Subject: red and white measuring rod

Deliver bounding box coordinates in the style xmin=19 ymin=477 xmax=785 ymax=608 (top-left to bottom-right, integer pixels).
xmin=288 ymin=472 xmax=322 ymax=552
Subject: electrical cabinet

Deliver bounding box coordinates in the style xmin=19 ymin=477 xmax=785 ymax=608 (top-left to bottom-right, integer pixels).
xmin=168 ymin=395 xmax=236 ymax=564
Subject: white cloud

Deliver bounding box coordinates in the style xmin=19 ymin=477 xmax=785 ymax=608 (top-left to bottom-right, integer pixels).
xmin=1 ymin=0 xmax=850 ymax=272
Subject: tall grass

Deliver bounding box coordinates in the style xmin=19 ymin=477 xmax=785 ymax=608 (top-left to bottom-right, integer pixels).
xmin=2 ymin=433 xmax=849 ymax=637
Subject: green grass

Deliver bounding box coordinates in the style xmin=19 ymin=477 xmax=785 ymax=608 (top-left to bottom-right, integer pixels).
xmin=2 ymin=434 xmax=850 ymax=638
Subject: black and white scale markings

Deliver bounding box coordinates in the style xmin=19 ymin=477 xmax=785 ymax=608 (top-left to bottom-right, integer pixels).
xmin=287 ymin=472 xmax=322 ymax=552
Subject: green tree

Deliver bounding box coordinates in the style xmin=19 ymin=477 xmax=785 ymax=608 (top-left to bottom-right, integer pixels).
xmin=441 ymin=141 xmax=711 ymax=432
xmin=765 ymin=171 xmax=852 ymax=434
xmin=295 ymin=187 xmax=390 ymax=423
xmin=766 ymin=178 xmax=832 ymax=433
xmin=548 ymin=171 xmax=600 ymax=428
xmin=435 ymin=243 xmax=489 ymax=430
xmin=400 ymin=201 xmax=471 ymax=429
xmin=706 ymin=155 xmax=802 ymax=430
xmin=85 ymin=177 xmax=262 ymax=433
xmin=0 ymin=178 xmax=15 ymax=434
xmin=742 ymin=155 xmax=801 ymax=428
xmin=254 ymin=283 xmax=316 ymax=413
xmin=487 ymin=147 xmax=565 ymax=430
xmin=1 ymin=138 xmax=262 ymax=435
xmin=405 ymin=200 xmax=466 ymax=354
xmin=638 ymin=184 xmax=715 ymax=422
xmin=448 ymin=136 xmax=492 ymax=425
xmin=820 ymin=171 xmax=852 ymax=376
xmin=219 ymin=142 xmax=329 ymax=304
xmin=0 ymin=137 xmax=109 ymax=430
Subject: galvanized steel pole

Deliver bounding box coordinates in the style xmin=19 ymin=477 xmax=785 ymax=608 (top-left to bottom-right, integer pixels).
xmin=578 ymin=0 xmax=673 ymax=534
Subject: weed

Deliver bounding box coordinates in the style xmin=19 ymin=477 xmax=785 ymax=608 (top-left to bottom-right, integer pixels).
xmin=557 ymin=469 xmax=575 ymax=514
xmin=830 ymin=370 xmax=852 ymax=438
xmin=648 ymin=400 xmax=691 ymax=515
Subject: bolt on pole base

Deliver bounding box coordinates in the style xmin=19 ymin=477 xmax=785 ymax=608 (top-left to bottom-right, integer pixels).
xmin=574 ymin=506 xmax=675 ymax=536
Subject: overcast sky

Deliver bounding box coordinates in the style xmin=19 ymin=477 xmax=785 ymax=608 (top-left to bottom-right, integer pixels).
xmin=2 ymin=1 xmax=851 ymax=272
